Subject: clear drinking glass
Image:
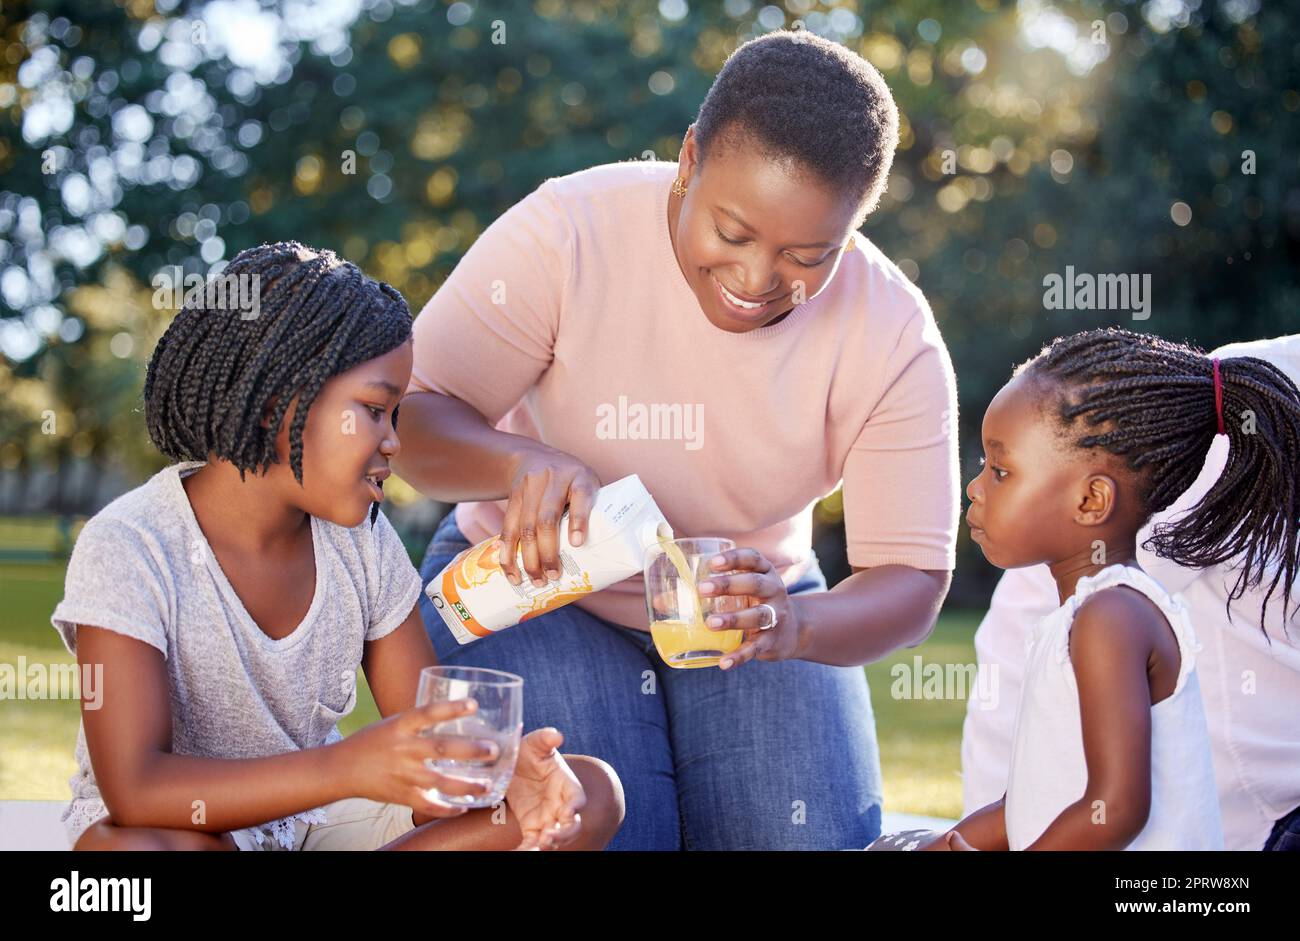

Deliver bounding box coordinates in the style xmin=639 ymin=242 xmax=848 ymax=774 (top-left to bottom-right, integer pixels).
xmin=644 ymin=536 xmax=751 ymax=669
xmin=415 ymin=665 xmax=523 ymax=808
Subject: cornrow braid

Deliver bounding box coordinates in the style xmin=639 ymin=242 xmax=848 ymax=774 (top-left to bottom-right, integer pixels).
xmin=1017 ymin=327 xmax=1300 ymax=638
xmin=144 ymin=241 xmax=412 ymax=526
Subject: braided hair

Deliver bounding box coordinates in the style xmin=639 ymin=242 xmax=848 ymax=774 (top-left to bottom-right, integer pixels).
xmin=1015 ymin=327 xmax=1300 ymax=637
xmin=144 ymin=241 xmax=411 ymax=525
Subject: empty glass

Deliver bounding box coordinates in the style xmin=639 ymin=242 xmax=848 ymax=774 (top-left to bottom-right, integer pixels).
xmin=415 ymin=665 xmax=523 ymax=808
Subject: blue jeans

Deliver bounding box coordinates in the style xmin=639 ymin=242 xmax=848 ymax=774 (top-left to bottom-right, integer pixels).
xmin=417 ymin=509 xmax=884 ymax=851
xmin=1264 ymin=804 xmax=1300 ymax=851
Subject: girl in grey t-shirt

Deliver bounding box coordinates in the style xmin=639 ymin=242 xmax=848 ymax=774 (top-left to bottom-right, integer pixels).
xmin=51 ymin=241 xmax=622 ymax=851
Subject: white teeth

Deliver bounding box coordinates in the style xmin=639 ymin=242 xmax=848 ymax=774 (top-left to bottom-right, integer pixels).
xmin=717 ymin=277 xmax=763 ymax=309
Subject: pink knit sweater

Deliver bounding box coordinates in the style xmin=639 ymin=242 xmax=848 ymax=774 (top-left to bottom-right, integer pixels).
xmin=408 ymin=160 xmax=959 ymax=630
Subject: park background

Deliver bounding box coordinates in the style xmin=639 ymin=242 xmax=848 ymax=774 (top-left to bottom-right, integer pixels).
xmin=1 ymin=0 xmax=1296 ymax=822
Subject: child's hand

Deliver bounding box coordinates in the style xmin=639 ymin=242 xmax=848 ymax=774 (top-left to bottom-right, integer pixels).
xmin=334 ymin=699 xmax=501 ymax=818
xmin=946 ymin=831 xmax=979 ymax=851
xmin=505 ymin=728 xmax=585 ymax=850
xmin=916 ymin=832 xmax=952 ymax=851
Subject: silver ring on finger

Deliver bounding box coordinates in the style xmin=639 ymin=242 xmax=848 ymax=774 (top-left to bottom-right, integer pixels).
xmin=752 ymin=602 xmax=778 ymax=631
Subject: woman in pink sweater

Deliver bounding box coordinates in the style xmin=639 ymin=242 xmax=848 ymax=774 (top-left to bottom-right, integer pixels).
xmin=395 ymin=30 xmax=959 ymax=849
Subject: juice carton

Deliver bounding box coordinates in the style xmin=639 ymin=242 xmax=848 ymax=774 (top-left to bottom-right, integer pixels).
xmin=426 ymin=474 xmax=671 ymax=645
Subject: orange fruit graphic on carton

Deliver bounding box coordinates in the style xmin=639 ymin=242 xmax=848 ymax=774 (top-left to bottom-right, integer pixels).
xmin=451 ymin=536 xmax=502 ymax=593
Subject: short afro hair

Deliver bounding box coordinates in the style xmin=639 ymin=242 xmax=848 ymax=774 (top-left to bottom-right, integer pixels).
xmin=692 ymin=29 xmax=900 ymax=227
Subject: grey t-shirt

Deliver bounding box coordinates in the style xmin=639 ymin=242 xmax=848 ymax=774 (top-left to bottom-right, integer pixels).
xmin=50 ymin=460 xmax=423 ymax=848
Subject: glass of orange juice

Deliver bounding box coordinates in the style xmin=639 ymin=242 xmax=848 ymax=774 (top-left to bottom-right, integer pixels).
xmin=644 ymin=536 xmax=750 ymax=669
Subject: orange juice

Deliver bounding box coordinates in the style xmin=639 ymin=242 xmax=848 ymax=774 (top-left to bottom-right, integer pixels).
xmin=650 ymin=618 xmax=744 ymax=668
xmin=649 ymin=534 xmax=743 ymax=668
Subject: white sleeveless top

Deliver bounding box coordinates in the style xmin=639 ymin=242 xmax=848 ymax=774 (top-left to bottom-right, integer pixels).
xmin=1004 ymin=564 xmax=1224 ymax=850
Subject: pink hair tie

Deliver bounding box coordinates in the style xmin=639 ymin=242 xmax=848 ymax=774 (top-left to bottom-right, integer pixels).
xmin=1212 ymin=357 xmax=1225 ymax=435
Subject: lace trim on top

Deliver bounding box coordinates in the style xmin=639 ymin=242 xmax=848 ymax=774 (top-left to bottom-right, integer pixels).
xmin=65 ymin=727 xmax=345 ymax=848
xmin=64 ymin=797 xmax=330 ymax=850
xmin=240 ymin=806 xmax=329 ymax=849
xmin=63 ymin=797 xmax=111 ymax=846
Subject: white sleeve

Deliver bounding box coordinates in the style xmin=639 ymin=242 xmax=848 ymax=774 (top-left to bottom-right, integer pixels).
xmin=960 ymin=563 xmax=1058 ymax=815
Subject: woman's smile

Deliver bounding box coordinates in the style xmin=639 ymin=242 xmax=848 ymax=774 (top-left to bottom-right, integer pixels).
xmin=709 ymin=271 xmax=780 ymax=320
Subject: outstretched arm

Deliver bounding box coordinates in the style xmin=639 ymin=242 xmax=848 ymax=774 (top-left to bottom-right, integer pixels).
xmin=391 ymin=391 xmax=548 ymax=503
xmin=792 ymin=564 xmax=952 ymax=666
xmin=362 ymin=605 xmax=440 ymax=719
xmin=363 ymin=606 xmax=443 ymax=827
xmin=1024 ymin=589 xmax=1158 ymax=850
xmin=362 ymin=607 xmax=605 ymax=842
xmin=919 ymin=794 xmax=1008 ymax=851
xmin=78 ymin=625 xmax=353 ymax=834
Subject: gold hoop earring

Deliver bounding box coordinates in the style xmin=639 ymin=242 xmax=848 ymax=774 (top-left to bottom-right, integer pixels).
xmin=671 ymin=177 xmax=689 ymax=198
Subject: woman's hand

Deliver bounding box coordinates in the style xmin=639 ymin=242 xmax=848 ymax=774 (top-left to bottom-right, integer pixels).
xmin=332 ymin=699 xmax=500 ymax=819
xmin=500 ymin=447 xmax=601 ymax=588
xmin=505 ymin=728 xmax=586 ymax=850
xmin=696 ymin=547 xmax=805 ymax=670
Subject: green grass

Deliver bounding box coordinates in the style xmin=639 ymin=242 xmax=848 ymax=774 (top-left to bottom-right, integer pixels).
xmin=0 ymin=558 xmax=383 ymax=801
xmin=0 ymin=515 xmax=77 ymax=550
xmin=865 ymin=611 xmax=981 ymax=819
xmin=2 ymin=518 xmax=978 ymax=818
xmin=1 ymin=560 xmax=87 ymax=800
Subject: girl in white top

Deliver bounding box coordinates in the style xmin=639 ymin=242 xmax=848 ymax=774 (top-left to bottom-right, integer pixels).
xmin=928 ymin=327 xmax=1300 ymax=851
xmin=51 ymin=242 xmax=619 ymax=852
xmin=1003 ymin=563 xmax=1220 ymax=849
xmin=961 ymin=329 xmax=1300 ymax=851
